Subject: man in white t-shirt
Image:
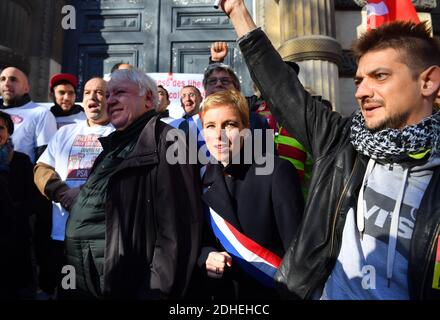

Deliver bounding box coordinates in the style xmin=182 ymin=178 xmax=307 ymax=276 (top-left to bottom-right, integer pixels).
xmin=0 ymin=66 xmax=57 ymax=163
xmin=34 ymin=77 xmax=114 ymax=298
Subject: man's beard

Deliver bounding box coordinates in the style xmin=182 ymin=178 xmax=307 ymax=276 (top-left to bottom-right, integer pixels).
xmin=89 ymin=112 xmax=102 ymax=121
xmin=366 ymin=110 xmax=411 ymax=132
xmin=3 ymin=95 xmax=19 ymax=106
xmin=1 ymin=93 xmax=30 ymax=107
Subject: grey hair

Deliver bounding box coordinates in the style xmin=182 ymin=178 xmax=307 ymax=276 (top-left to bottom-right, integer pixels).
xmin=109 ymin=68 xmax=159 ymax=109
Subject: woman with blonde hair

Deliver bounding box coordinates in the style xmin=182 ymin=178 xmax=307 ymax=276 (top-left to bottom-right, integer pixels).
xmin=198 ymin=90 xmax=304 ymax=299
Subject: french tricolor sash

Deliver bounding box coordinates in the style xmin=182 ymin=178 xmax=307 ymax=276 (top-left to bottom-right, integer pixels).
xmin=207 ymin=206 xmax=282 ymax=288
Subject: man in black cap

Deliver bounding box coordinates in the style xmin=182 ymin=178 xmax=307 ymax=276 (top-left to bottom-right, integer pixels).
xmin=49 ymin=73 xmax=85 ymax=128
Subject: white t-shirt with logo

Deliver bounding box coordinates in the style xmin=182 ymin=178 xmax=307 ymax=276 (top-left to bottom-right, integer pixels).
xmin=37 ymin=120 xmax=114 ymax=240
xmin=4 ymin=101 xmax=57 ymax=163
xmin=321 ymin=158 xmax=438 ymax=300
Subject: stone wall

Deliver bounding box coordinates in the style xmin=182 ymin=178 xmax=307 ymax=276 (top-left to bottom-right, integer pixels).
xmin=0 ymin=0 xmax=66 ymax=101
xmin=254 ymin=0 xmax=438 ymax=116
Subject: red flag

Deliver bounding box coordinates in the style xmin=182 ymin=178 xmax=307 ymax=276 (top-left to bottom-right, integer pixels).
xmin=366 ymin=0 xmax=420 ymax=31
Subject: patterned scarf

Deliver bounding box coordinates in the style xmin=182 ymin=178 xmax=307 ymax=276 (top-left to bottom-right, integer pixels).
xmin=350 ymin=111 xmax=440 ymax=162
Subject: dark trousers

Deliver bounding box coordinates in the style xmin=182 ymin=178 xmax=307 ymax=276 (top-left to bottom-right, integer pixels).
xmin=34 ymin=197 xmax=66 ymax=295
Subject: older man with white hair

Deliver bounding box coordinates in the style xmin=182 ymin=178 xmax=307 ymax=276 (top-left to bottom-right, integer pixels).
xmin=64 ymin=68 xmax=202 ymax=299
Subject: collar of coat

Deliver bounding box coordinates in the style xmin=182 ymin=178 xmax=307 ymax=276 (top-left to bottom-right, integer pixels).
xmin=100 ymin=109 xmax=157 ymax=152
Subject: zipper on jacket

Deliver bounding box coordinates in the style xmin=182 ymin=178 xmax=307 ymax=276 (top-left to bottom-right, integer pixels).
xmin=329 ymin=156 xmax=360 ymax=259
xmin=306 ymin=156 xmax=360 ymax=298
xmin=419 ymin=224 xmax=440 ymax=299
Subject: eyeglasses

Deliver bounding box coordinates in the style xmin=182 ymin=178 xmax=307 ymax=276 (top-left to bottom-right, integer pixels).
xmin=206 ymin=77 xmax=233 ymax=86
xmin=181 ymin=92 xmax=198 ymax=99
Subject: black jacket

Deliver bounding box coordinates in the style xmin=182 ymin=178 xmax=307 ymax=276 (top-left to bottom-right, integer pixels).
xmin=239 ymin=28 xmax=440 ymax=300
xmin=50 ymin=104 xmax=84 ymax=117
xmin=71 ymin=114 xmax=203 ymax=299
xmin=0 ymin=151 xmax=37 ymax=295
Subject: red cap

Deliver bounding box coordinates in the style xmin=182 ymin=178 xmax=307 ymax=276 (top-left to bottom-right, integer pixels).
xmin=49 ymin=73 xmax=78 ymax=91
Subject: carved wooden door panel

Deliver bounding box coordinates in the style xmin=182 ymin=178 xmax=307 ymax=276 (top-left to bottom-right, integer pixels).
xmin=158 ymin=0 xmax=254 ymax=95
xmin=63 ymin=0 xmax=253 ymax=95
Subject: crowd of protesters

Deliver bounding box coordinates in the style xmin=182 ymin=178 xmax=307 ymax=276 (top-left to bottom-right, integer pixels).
xmin=1 ymin=0 xmax=439 ymax=301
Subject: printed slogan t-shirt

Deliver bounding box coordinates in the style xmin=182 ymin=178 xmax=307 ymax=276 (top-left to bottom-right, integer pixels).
xmin=38 ymin=120 xmax=114 ymax=240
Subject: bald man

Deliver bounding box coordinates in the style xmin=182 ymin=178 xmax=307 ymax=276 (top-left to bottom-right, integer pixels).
xmin=110 ymin=62 xmax=132 ymax=73
xmin=0 ymin=67 xmax=57 ymax=162
xmin=34 ymin=77 xmax=114 ymax=298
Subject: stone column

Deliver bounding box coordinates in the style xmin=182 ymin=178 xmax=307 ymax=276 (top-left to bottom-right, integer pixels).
xmin=278 ymin=0 xmax=342 ymax=110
